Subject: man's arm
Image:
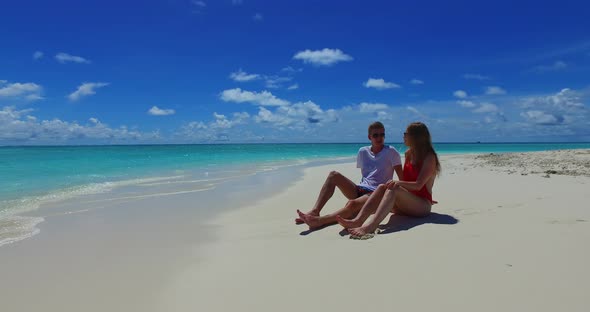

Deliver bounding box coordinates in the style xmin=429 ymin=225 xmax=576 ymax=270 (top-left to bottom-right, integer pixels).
xmin=391 ymin=148 xmax=403 ymax=180
xmin=393 ymin=164 xmax=403 ymax=181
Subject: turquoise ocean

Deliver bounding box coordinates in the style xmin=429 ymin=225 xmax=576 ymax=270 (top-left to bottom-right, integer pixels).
xmin=1 ymin=143 xmax=589 ymax=246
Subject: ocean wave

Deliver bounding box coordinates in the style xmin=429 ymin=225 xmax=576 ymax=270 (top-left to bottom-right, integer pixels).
xmin=73 ymin=185 xmax=216 ymax=204
xmin=0 ymin=175 xmax=187 ymax=219
xmin=136 ymin=175 xmax=250 ymax=187
xmin=0 ymin=216 xmax=44 ymax=247
xmin=0 ymin=174 xmax=189 ymax=248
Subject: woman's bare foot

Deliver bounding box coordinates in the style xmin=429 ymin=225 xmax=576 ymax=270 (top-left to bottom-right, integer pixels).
xmin=348 ymin=224 xmax=378 ymax=238
xmin=297 ymin=210 xmax=324 ymax=230
xmin=336 ymin=215 xmax=363 ymax=229
xmin=295 ymin=210 xmax=319 ymax=224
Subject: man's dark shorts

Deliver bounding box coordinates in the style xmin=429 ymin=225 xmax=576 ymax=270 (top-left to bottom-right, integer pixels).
xmin=356 ymin=185 xmax=374 ymax=198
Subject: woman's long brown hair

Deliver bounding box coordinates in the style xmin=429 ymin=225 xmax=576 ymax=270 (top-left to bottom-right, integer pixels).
xmin=406 ymin=122 xmax=441 ymax=175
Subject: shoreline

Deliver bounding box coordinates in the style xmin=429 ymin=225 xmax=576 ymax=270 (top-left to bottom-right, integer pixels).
xmin=0 ymin=149 xmax=589 ymax=311
xmin=0 ymin=155 xmax=354 ymax=248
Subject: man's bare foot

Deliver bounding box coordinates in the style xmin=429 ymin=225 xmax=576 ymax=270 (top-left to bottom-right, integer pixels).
xmin=297 ymin=210 xmax=324 ymax=230
xmin=336 ymin=215 xmax=363 ymax=229
xmin=295 ymin=210 xmax=319 ymax=224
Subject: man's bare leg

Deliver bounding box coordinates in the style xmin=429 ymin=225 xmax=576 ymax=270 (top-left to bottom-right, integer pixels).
xmin=297 ymin=196 xmax=367 ymax=230
xmin=295 ymin=171 xmax=359 ymax=224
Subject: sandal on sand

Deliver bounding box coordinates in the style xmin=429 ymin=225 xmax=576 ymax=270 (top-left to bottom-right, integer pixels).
xmin=349 ymin=232 xmax=375 ymax=240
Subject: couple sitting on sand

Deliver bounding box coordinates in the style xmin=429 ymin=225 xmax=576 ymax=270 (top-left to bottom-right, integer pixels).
xmin=296 ymin=121 xmax=440 ymax=239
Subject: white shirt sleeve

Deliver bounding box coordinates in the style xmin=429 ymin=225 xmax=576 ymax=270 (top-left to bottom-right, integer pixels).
xmin=356 ymin=148 xmax=363 ymax=168
xmin=390 ymin=147 xmax=402 ymax=167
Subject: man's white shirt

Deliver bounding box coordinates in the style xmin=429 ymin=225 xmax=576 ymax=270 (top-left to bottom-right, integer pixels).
xmin=356 ymin=145 xmax=402 ymax=191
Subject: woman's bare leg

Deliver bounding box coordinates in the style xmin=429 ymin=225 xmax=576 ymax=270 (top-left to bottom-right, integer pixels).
xmin=297 ymin=196 xmax=367 ymax=230
xmin=348 ymin=187 xmax=431 ymax=237
xmin=336 ymin=184 xmax=387 ymax=228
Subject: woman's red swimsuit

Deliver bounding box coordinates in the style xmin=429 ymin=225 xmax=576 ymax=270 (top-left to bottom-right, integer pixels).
xmin=403 ymin=158 xmax=437 ymax=204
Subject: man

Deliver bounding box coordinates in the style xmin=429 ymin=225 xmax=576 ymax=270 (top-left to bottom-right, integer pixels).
xmin=296 ymin=121 xmax=403 ymax=227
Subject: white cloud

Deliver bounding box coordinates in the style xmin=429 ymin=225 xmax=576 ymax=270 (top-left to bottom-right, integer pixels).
xmin=212 ymin=112 xmax=231 ymax=128
xmin=253 ymin=13 xmax=263 ymax=21
xmin=293 ymin=48 xmax=353 ymax=66
xmin=377 ymin=111 xmax=390 ymax=121
xmin=230 ymin=70 xmax=294 ymax=89
xmin=148 ymin=106 xmax=175 ymax=116
xmin=232 ymin=0 xmax=243 ymax=5
xmin=473 ymin=103 xmax=499 ymax=113
xmin=4 ymin=85 xmax=587 ymax=144
xmin=406 ymin=106 xmax=420 ymax=114
xmin=255 ymin=107 xmax=279 ymax=124
xmin=359 ymin=102 xmax=389 ymax=113
xmin=55 ymin=52 xmax=91 ymax=64
xmin=254 ymin=101 xmax=338 ymax=127
xmin=410 ymin=79 xmax=424 ymax=85
xmin=229 ymin=69 xmax=260 ymax=82
xmin=33 ymin=51 xmax=44 ymax=60
xmin=0 ymin=81 xmax=43 ymax=101
xmin=457 ymin=100 xmax=476 ymax=108
xmin=0 ymin=106 xmax=150 ymax=144
xmin=281 ymin=66 xmax=302 ymax=74
xmin=177 ymin=111 xmax=252 ymax=142
xmin=406 ymin=106 xmax=429 ymax=119
xmin=180 ymin=121 xmax=207 ymax=137
xmin=68 ymin=82 xmax=109 ymax=101
xmin=190 ymin=0 xmax=206 ymax=13
xmin=264 ymin=76 xmax=292 ymax=89
xmin=232 ymin=111 xmax=250 ymax=123
xmin=521 ymin=88 xmax=585 ymax=112
xmin=192 ymin=0 xmax=206 ymax=7
xmin=485 ymin=86 xmax=507 ymax=95
xmin=219 ymin=88 xmax=290 ymax=106
xmin=533 ymin=60 xmax=567 ymax=73
xmin=520 ymin=110 xmax=561 ymax=125
xmin=545 ymin=88 xmax=584 ymax=110
xmin=453 ymin=90 xmax=468 ymax=98
xmin=363 ymin=78 xmax=400 ymax=90
xmin=25 ymin=94 xmax=44 ymax=101
xmin=463 ymin=73 xmax=490 ymax=80
xmin=287 ymin=84 xmax=299 ymax=90
xmin=210 ymin=112 xmax=249 ymax=129
xmin=0 ymin=105 xmax=33 ymax=119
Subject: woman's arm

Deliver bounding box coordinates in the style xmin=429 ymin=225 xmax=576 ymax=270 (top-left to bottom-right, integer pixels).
xmin=388 ymin=154 xmax=436 ymax=191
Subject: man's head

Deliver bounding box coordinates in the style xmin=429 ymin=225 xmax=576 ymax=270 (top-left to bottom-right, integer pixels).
xmin=367 ymin=121 xmax=385 ymax=147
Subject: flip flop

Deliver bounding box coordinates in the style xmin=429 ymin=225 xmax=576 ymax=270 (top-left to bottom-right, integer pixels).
xmin=349 ymin=232 xmax=375 ymax=240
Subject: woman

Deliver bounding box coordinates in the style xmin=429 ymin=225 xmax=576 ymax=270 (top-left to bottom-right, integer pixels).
xmin=337 ymin=122 xmax=440 ymax=239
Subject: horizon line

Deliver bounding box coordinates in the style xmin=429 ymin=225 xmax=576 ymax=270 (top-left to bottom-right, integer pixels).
xmin=2 ymin=141 xmax=590 ymax=148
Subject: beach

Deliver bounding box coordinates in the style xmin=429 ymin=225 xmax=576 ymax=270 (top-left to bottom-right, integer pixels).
xmin=3 ymin=1 xmax=589 ymax=310
xmin=1 ymin=149 xmax=589 ymax=311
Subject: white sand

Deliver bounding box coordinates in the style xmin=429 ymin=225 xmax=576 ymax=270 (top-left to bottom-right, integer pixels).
xmin=159 ymin=150 xmax=590 ymax=311
xmin=1 ymin=150 xmax=589 ymax=312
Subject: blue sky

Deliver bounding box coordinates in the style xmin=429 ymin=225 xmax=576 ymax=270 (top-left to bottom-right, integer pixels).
xmin=1 ymin=0 xmax=589 ymax=144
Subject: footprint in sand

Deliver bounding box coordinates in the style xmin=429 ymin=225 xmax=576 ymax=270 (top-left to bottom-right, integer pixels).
xmin=548 ymin=219 xmax=588 ymax=225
